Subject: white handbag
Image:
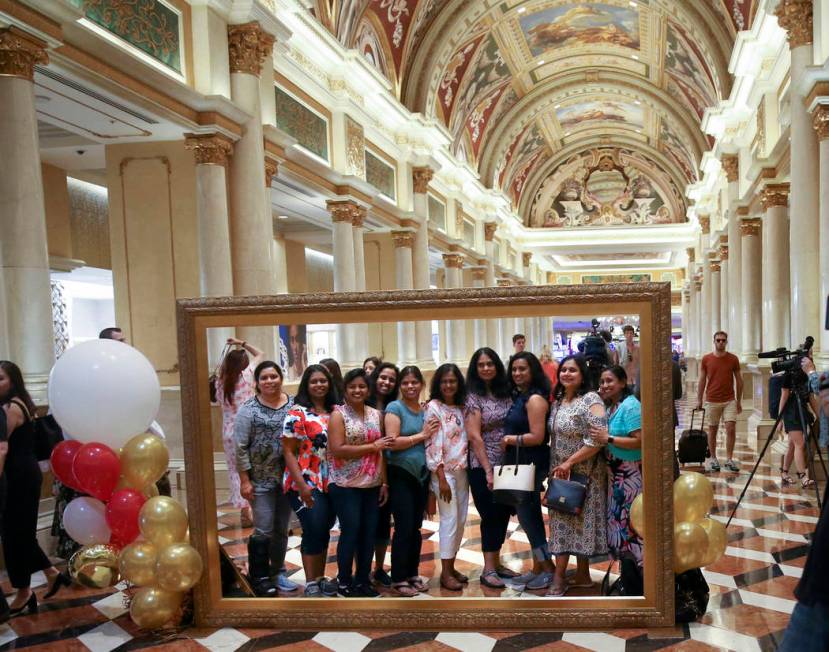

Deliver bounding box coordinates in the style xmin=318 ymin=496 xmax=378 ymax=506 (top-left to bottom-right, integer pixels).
xmin=492 ymin=437 xmax=535 ymax=505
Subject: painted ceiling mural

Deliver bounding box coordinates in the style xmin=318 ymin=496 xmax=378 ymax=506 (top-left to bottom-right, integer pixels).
xmin=519 ymin=4 xmax=641 ymax=53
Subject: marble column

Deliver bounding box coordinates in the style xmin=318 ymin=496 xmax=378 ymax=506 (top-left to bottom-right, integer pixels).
xmin=184 ymin=133 xmax=236 ymax=366
xmin=327 ymin=200 xmax=358 ymax=366
xmin=391 ymin=230 xmax=416 ymax=364
xmin=443 ymin=254 xmax=466 ymax=365
xmin=496 ymin=279 xmax=513 ymax=359
xmin=718 ymin=239 xmax=729 ymax=332
xmin=760 ymin=184 xmax=791 ymax=350
xmin=351 ymin=206 xmax=369 ymax=360
xmin=227 ymin=22 xmax=276 ymax=356
xmin=813 ymin=107 xmax=829 ymax=361
xmin=0 ymin=28 xmax=54 ymax=398
xmin=693 ymin=273 xmax=704 ymax=356
xmin=412 ymin=166 xmax=434 ymax=367
xmin=740 ymin=218 xmax=762 ymax=358
xmin=681 ymin=288 xmax=691 ymax=355
xmin=685 ymin=247 xmax=696 ymax=358
xmin=722 ymin=155 xmax=743 ymax=356
xmin=471 ymin=267 xmax=487 ymax=352
xmin=777 ymin=1 xmax=819 ymax=348
xmin=709 ymin=257 xmax=721 ymax=334
xmin=484 ymin=222 xmax=499 ymax=349
xmin=700 ymin=247 xmax=712 ymax=347
xmin=522 ymin=252 xmax=534 ymax=350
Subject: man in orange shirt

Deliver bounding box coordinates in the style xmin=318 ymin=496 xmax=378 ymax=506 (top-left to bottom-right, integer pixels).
xmin=696 ymin=331 xmax=743 ymax=473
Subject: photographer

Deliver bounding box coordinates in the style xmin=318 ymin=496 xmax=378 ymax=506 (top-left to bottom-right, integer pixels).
xmin=802 ymin=357 xmax=829 ymax=452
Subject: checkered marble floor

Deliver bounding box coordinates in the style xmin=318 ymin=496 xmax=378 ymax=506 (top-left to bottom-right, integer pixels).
xmin=2 ymin=403 xmax=823 ymax=651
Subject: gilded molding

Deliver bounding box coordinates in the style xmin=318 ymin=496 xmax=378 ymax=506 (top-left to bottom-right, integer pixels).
xmin=345 ymin=115 xmax=366 ymax=179
xmin=390 ymin=230 xmax=415 ymax=248
xmin=351 ymin=205 xmax=367 ymax=228
xmin=412 ymin=166 xmax=434 ymax=193
xmin=760 ymin=183 xmax=790 ymax=210
xmin=740 ymin=218 xmax=762 ymax=237
xmin=0 ymin=27 xmax=48 ymax=81
xmin=698 ymin=215 xmax=710 ymax=234
xmin=686 ymin=247 xmax=695 ymax=263
xmin=484 ymin=222 xmax=497 ymax=241
xmin=227 ymin=22 xmax=274 ymax=76
xmin=522 ymin=252 xmax=532 ymax=267
xmin=184 ymin=133 xmax=234 ymax=167
xmin=813 ymin=105 xmax=829 ymax=140
xmin=721 ymin=155 xmax=739 ymax=183
xmin=775 ymin=0 xmax=813 ymax=48
xmin=327 ymin=199 xmax=361 ymax=223
xmin=442 ymin=253 xmax=464 ymax=268
xmin=264 ymin=158 xmax=278 ymax=187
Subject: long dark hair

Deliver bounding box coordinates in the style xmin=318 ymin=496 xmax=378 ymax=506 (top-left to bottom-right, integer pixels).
xmin=253 ymin=361 xmax=283 ymax=393
xmin=319 ymin=358 xmax=344 ymax=402
xmin=600 ymin=365 xmax=634 ymax=403
xmin=367 ymin=362 xmax=399 ymax=408
xmin=0 ymin=360 xmax=36 ymax=414
xmin=219 ymin=348 xmax=249 ymax=406
xmin=429 ymin=363 xmax=466 ymax=406
xmin=553 ymin=354 xmax=592 ymax=401
xmin=466 ymin=347 xmax=510 ymax=399
xmin=294 ymin=364 xmax=338 ymax=412
xmin=508 ymin=351 xmax=551 ymax=398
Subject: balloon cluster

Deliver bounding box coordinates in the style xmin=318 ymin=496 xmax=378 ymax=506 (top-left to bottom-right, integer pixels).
xmin=48 ymin=339 xmax=203 ymax=630
xmin=628 ymin=472 xmax=727 ymax=575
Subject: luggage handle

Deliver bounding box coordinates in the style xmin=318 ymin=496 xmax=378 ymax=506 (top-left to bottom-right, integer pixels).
xmin=689 ymin=407 xmax=705 ymax=432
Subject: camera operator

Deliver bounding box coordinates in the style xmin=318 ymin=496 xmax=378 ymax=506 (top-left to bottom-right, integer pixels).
xmin=802 ymin=357 xmax=829 ymax=452
xmin=776 ymin=354 xmax=821 ymax=488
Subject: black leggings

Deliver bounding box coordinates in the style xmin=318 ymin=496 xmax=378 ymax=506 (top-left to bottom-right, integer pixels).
xmin=388 ymin=465 xmax=428 ymax=582
xmin=468 ymin=467 xmax=513 ymax=553
xmin=3 ymin=464 xmax=51 ymax=589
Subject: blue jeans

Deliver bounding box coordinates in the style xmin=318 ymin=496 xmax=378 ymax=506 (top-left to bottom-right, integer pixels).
xmin=780 ymin=601 xmax=829 ymax=652
xmin=516 ymin=492 xmax=551 ymax=561
xmin=251 ymin=485 xmax=292 ymax=575
xmin=328 ymin=483 xmax=381 ymax=585
xmin=287 ymin=488 xmax=335 ymax=556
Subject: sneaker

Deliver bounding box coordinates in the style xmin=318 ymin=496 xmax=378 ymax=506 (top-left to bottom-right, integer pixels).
xmin=705 ymin=458 xmax=721 ymax=472
xmin=372 ymin=568 xmax=392 ymax=587
xmin=525 ymin=571 xmax=555 ymax=590
xmin=354 ymin=583 xmax=380 ymax=598
xmin=509 ymin=571 xmax=537 ymax=588
xmin=304 ymin=581 xmax=322 ymax=597
xmin=276 ymin=573 xmax=299 ymax=592
xmin=318 ymin=576 xmax=339 ymax=597
xmin=723 ymin=459 xmax=740 ymax=473
xmin=338 ymin=582 xmax=360 ymax=598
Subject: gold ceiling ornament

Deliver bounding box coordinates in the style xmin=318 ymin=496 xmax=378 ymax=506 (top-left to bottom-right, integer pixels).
xmin=719 ymin=245 xmax=729 ymax=260
xmin=775 ymin=0 xmax=813 ymax=48
xmin=812 ymin=105 xmax=829 ymax=140
xmin=740 ymin=217 xmax=762 ymax=237
xmin=522 ymin=252 xmax=532 ymax=268
xmin=0 ymin=27 xmax=48 ymax=81
xmin=721 ymin=155 xmax=739 ymax=183
xmin=412 ymin=166 xmax=434 ymax=193
xmin=326 ymin=199 xmax=362 ymax=223
xmin=351 ymin=204 xmax=367 ymax=228
xmin=390 ymin=230 xmax=415 ymax=248
xmin=442 ymin=252 xmax=464 ymax=268
xmin=184 ymin=133 xmax=234 ymax=167
xmin=698 ymin=215 xmax=710 ymax=234
xmin=484 ymin=222 xmax=497 ymax=241
xmin=686 ymin=247 xmax=695 ymax=263
xmin=264 ymin=158 xmax=278 ymax=187
xmin=227 ymin=22 xmax=275 ymax=76
xmin=760 ymin=183 xmax=790 ymax=210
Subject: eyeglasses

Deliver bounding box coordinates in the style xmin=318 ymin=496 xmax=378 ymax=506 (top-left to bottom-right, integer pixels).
xmin=715 ymin=338 xmax=727 ymax=343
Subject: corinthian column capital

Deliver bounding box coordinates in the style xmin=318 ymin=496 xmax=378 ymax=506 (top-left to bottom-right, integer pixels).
xmin=412 ymin=166 xmax=434 ymax=194
xmin=740 ymin=217 xmax=762 ymax=237
xmin=327 ymin=199 xmax=361 ymax=223
xmin=184 ymin=133 xmax=234 ymax=167
xmin=484 ymin=222 xmax=497 ymax=241
xmin=0 ymin=27 xmax=48 ymax=81
xmin=227 ymin=22 xmax=275 ymax=76
xmin=686 ymin=247 xmax=695 ymax=263
xmin=264 ymin=158 xmax=278 ymax=187
xmin=760 ymin=183 xmax=790 ymax=210
xmin=390 ymin=230 xmax=415 ymax=248
xmin=521 ymin=252 xmax=532 ymax=268
xmin=698 ymin=215 xmax=710 ymax=234
xmin=721 ymin=155 xmax=739 ymax=183
xmin=442 ymin=253 xmax=464 ymax=269
xmin=775 ymin=0 xmax=813 ymax=48
xmin=813 ymin=105 xmax=829 ymax=140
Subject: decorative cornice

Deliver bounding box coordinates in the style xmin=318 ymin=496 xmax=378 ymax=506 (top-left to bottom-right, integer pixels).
xmin=227 ymin=22 xmax=275 ymax=76
xmin=698 ymin=215 xmax=710 ymax=234
xmin=760 ymin=183 xmax=790 ymax=210
xmin=813 ymin=105 xmax=829 ymax=140
xmin=184 ymin=133 xmax=233 ymax=167
xmin=351 ymin=205 xmax=367 ymax=228
xmin=390 ymin=230 xmax=415 ymax=248
xmin=719 ymin=245 xmax=729 ymax=261
xmin=0 ymin=27 xmax=48 ymax=81
xmin=442 ymin=253 xmax=464 ymax=269
xmin=264 ymin=158 xmax=278 ymax=187
xmin=740 ymin=218 xmax=762 ymax=237
xmin=484 ymin=222 xmax=497 ymax=241
xmin=721 ymin=155 xmax=739 ymax=183
xmin=686 ymin=247 xmax=695 ymax=263
xmin=412 ymin=166 xmax=434 ymax=194
xmin=327 ymin=199 xmax=362 ymax=223
xmin=522 ymin=252 xmax=532 ymax=267
xmin=775 ymin=0 xmax=813 ymax=48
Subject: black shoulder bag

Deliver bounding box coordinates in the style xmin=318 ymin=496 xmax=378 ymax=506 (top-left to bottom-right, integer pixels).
xmin=544 ymin=401 xmax=598 ymax=515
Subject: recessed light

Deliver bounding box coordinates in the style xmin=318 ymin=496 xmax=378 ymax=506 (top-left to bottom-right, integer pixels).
xmin=564 ymin=132 xmax=571 ymax=137
xmin=631 ymin=54 xmax=639 ymax=60
xmin=277 ymin=214 xmax=289 ymax=219
xmin=555 ymin=104 xmax=561 ymax=109
xmin=629 ymin=1 xmax=637 ymax=6
xmin=518 ymin=6 xmax=526 ymax=13
xmin=538 ymin=60 xmax=545 ymax=65
xmin=634 ymin=100 xmax=641 ymax=105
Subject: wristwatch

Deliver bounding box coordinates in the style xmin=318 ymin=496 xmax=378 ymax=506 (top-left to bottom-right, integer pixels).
xmin=608 ymin=436 xmax=615 ymax=444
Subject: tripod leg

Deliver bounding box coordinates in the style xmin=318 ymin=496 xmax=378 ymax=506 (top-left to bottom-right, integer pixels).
xmin=794 ymin=396 xmax=822 ymax=508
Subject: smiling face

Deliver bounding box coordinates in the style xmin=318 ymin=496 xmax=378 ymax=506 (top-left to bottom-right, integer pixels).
xmin=439 ymin=370 xmax=459 ymax=404
xmin=599 ymin=369 xmax=624 ymax=402
xmin=476 ymin=352 xmax=497 ymax=383
xmin=559 ymin=358 xmax=583 ymax=390
xmin=375 ymin=367 xmax=398 ymax=397
xmin=511 ymin=357 xmax=531 ymax=390
xmin=257 ymin=365 xmax=283 ymax=398
xmin=307 ymin=370 xmax=330 ymax=400
xmin=400 ymin=373 xmax=423 ymax=401
xmin=345 ymin=376 xmax=369 ymax=406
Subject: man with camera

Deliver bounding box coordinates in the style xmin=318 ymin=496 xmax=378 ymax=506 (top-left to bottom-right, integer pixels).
xmin=696 ymin=331 xmax=743 ymax=473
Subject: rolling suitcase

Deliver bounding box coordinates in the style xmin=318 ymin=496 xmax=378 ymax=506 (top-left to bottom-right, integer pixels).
xmin=677 ymin=408 xmax=708 ymax=465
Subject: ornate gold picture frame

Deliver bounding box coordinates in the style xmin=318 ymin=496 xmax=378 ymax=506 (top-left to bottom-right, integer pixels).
xmin=176 ymin=283 xmax=675 ymax=629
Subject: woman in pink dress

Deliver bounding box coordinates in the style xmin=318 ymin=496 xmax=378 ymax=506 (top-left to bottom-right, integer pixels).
xmin=214 ymin=338 xmax=263 ymax=525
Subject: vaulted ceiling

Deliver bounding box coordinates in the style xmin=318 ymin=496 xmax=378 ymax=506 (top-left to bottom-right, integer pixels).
xmin=317 ymin=0 xmax=755 ymax=230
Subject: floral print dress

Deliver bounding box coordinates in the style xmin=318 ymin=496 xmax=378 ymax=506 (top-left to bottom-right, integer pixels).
xmin=329 ymin=403 xmax=383 ymax=488
xmin=215 ymin=365 xmax=255 ymax=509
xmin=282 ymin=405 xmax=331 ymax=493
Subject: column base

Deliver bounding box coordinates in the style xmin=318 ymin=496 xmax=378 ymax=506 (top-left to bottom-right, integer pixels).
xmin=747 ymin=410 xmax=781 ymax=466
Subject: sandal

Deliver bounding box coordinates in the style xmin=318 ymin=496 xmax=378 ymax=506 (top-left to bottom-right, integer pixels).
xmin=391 ymin=581 xmax=417 ymax=597
xmin=480 ymin=570 xmax=505 ymax=589
xmin=440 ymin=575 xmax=463 ymax=591
xmin=546 ymin=582 xmax=569 ymax=597
xmin=566 ymin=578 xmax=595 ymax=589
xmin=452 ymin=570 xmax=469 ymax=583
xmin=496 ymin=565 xmax=519 ymax=579
xmin=780 ymin=467 xmax=795 ymax=485
xmin=408 ymin=576 xmax=429 ymax=592
xmin=798 ymin=472 xmax=815 ymax=489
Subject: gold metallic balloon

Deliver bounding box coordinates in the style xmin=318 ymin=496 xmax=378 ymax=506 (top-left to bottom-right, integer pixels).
xmin=674 ymin=521 xmax=708 ymax=575
xmin=129 ymin=587 xmax=183 ymax=630
xmin=673 ymin=472 xmax=714 ymax=523
xmin=629 ymin=493 xmax=644 ymax=540
xmin=69 ymin=544 xmax=121 ymax=588
xmin=155 ymin=543 xmax=203 ymax=592
xmin=119 ymin=541 xmax=159 ymax=586
xmin=115 ymin=474 xmax=140 ymax=492
xmin=139 ymin=496 xmax=188 ymax=549
xmin=121 ymin=433 xmax=170 ymax=489
xmin=698 ymin=517 xmax=728 ymax=568
xmin=143 ymin=482 xmax=159 ymax=498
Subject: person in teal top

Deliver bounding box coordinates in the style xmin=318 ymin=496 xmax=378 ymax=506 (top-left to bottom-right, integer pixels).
xmin=590 ymin=365 xmax=644 ymax=571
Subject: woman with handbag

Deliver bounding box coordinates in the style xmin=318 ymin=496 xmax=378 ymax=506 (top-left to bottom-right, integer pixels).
xmin=215 ymin=338 xmax=264 ymax=527
xmin=465 ymin=347 xmax=520 ymax=589
xmin=545 ymin=354 xmax=608 ymax=597
xmin=501 ymin=352 xmax=555 ymax=591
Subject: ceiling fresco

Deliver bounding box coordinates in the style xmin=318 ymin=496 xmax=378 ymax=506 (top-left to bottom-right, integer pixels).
xmin=519 ymin=4 xmax=641 ymax=53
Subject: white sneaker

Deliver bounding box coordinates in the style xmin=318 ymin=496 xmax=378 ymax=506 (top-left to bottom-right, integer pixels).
xmin=723 ymin=459 xmax=740 ymax=473
xmin=705 ymin=458 xmax=721 ymax=472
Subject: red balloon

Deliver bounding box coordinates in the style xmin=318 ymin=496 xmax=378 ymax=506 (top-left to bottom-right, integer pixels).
xmin=106 ymin=489 xmax=146 ymax=545
xmin=73 ymin=443 xmax=121 ymax=502
xmin=50 ymin=440 xmax=83 ymax=490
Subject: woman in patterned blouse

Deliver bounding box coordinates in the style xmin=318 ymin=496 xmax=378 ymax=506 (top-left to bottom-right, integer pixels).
xmin=282 ymin=364 xmax=340 ymax=597
xmin=425 ymin=363 xmax=469 ymax=591
xmin=328 ymin=368 xmax=393 ymax=597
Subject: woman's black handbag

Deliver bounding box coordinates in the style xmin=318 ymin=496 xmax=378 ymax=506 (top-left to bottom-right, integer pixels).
xmin=544 ymin=470 xmax=590 ymax=515
xmin=675 ymin=568 xmax=710 ymax=622
xmin=601 ymin=554 xmax=643 ymax=596
xmin=33 ymin=414 xmax=63 ymax=461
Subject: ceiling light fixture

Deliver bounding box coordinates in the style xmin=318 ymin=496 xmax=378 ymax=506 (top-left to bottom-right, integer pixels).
xmin=518 ymin=6 xmax=526 ymax=12
xmin=631 ymin=54 xmax=639 ymax=60
xmin=634 ymin=100 xmax=641 ymax=105
xmin=538 ymin=60 xmax=545 ymax=65
xmin=277 ymin=214 xmax=289 ymax=219
xmin=555 ymin=104 xmax=561 ymax=109
xmin=629 ymin=1 xmax=637 ymax=6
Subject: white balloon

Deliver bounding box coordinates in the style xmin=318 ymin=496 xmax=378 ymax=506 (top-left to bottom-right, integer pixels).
xmin=48 ymin=339 xmax=160 ymax=449
xmin=64 ymin=497 xmax=111 ymax=545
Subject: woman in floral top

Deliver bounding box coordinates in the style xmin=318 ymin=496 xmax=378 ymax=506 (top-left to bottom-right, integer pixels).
xmin=282 ymin=364 xmax=339 ymax=598
xmin=328 ymin=368 xmax=392 ymax=597
xmin=425 ymin=363 xmax=469 ymax=591
xmin=464 ymin=347 xmax=519 ymax=589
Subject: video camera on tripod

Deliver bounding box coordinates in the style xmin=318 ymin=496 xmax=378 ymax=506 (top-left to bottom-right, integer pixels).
xmin=759 ymin=335 xmax=814 ymax=377
xmin=583 ymin=318 xmax=609 ymax=389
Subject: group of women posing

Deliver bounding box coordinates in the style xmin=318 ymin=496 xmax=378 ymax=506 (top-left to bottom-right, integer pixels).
xmin=220 ymin=343 xmax=644 ymax=598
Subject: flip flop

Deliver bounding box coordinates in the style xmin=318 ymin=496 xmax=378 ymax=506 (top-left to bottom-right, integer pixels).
xmin=566 ymin=579 xmax=596 ymax=589
xmin=391 ymin=581 xmax=417 ymax=597
xmin=480 ymin=570 xmax=505 ymax=589
xmin=408 ymin=576 xmax=429 ymax=592
xmin=496 ymin=565 xmax=519 ymax=579
xmin=546 ymin=583 xmax=569 ymax=597
xmin=452 ymin=571 xmax=469 ymax=583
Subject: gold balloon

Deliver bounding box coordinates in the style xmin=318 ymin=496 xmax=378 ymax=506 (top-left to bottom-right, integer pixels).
xmin=143 ymin=482 xmax=160 ymax=498
xmin=629 ymin=493 xmax=644 ymax=540
xmin=698 ymin=517 xmax=728 ymax=567
xmin=119 ymin=541 xmax=159 ymax=586
xmin=674 ymin=472 xmax=714 ymax=523
xmin=674 ymin=521 xmax=708 ymax=574
xmin=139 ymin=496 xmax=188 ymax=549
xmin=121 ymin=433 xmax=170 ymax=489
xmin=129 ymin=587 xmax=183 ymax=630
xmin=156 ymin=543 xmax=203 ymax=592
xmin=69 ymin=544 xmax=121 ymax=588
xmin=115 ymin=474 xmax=141 ymax=492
